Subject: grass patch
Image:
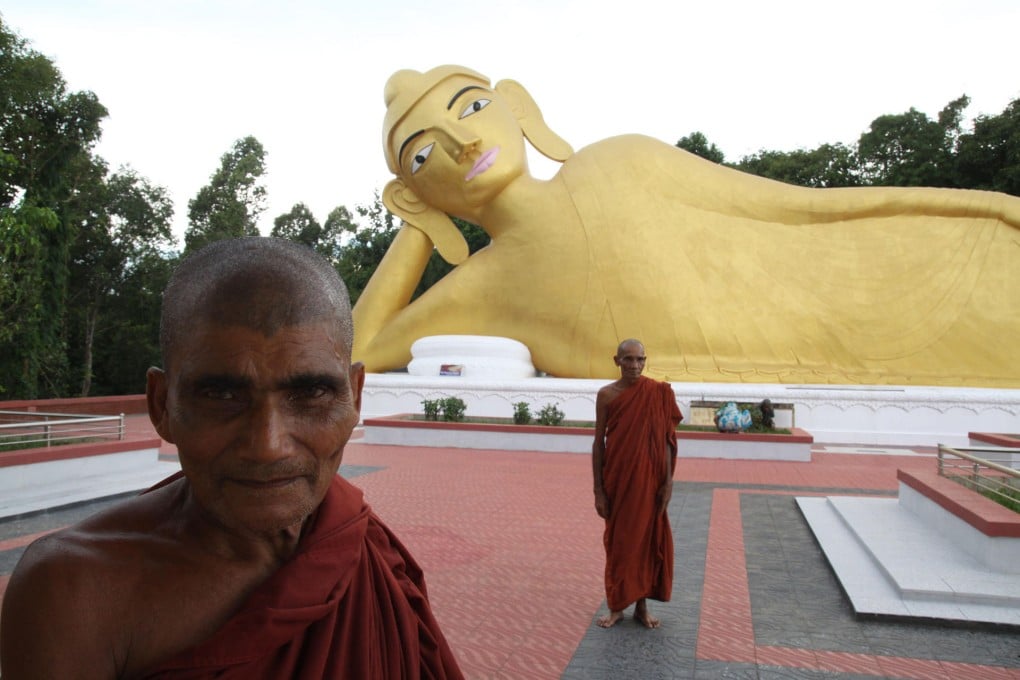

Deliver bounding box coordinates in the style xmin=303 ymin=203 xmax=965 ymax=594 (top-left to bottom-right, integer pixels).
xmin=979 ymin=482 xmax=1020 ymax=514
xmin=948 ymin=476 xmax=1020 ymax=514
xmin=0 ymin=437 xmax=104 ymax=453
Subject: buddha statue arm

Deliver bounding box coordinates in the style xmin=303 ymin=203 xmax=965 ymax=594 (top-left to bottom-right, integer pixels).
xmin=663 ymin=140 xmax=1020 ymax=228
xmin=351 ymin=223 xmax=433 ymax=363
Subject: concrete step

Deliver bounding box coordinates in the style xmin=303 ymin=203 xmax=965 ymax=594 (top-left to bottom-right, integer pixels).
xmin=0 ymin=461 xmax=181 ymax=519
xmin=796 ymin=496 xmax=1020 ymax=626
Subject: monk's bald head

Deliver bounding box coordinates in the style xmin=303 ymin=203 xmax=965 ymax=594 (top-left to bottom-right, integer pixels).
xmin=616 ymin=338 xmax=645 ymax=357
xmin=160 ymin=237 xmax=353 ymax=371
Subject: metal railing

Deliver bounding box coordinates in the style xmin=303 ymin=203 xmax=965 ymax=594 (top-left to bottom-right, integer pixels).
xmin=0 ymin=410 xmax=125 ymax=450
xmin=937 ymin=444 xmax=1020 ymax=512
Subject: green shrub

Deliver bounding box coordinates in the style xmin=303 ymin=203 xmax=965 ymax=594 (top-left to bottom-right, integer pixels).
xmin=513 ymin=402 xmax=532 ymax=425
xmin=441 ymin=396 xmax=467 ymax=422
xmin=537 ymin=403 xmax=565 ymax=426
xmin=422 ymin=399 xmax=442 ymax=421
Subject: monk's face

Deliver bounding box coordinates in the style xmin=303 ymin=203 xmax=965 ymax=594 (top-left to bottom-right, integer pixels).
xmin=614 ymin=343 xmax=646 ymax=380
xmin=149 ymin=319 xmax=364 ymax=536
xmin=391 ymin=76 xmax=529 ymax=218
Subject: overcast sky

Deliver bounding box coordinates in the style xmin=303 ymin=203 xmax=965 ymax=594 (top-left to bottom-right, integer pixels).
xmin=3 ymin=0 xmax=1018 ymax=243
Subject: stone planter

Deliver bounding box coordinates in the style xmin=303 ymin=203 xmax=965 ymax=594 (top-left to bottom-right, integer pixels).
xmin=361 ymin=414 xmax=813 ymax=461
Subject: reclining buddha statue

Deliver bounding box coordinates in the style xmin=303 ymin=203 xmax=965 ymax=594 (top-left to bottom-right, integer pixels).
xmin=352 ymin=65 xmax=1020 ymax=387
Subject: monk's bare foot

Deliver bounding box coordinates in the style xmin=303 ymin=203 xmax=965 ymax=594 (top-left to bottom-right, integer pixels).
xmin=596 ymin=610 xmax=625 ymax=628
xmin=634 ymin=602 xmax=660 ymax=629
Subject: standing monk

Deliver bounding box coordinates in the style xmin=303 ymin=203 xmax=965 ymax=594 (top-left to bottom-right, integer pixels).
xmin=592 ymin=339 xmax=682 ymax=628
xmin=0 ymin=237 xmax=463 ymax=679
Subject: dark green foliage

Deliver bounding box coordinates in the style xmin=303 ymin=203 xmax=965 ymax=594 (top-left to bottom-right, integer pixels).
xmin=536 ymin=403 xmax=565 ymax=426
xmin=270 ymin=202 xmax=356 ymax=266
xmin=513 ymin=401 xmax=532 ymax=425
xmin=440 ymin=397 xmax=467 ymax=422
xmin=856 ymin=96 xmax=968 ymax=187
xmin=333 ymin=194 xmax=400 ymax=305
xmin=0 ymin=18 xmax=108 ymax=397
xmin=735 ymin=143 xmax=861 ymax=187
xmin=420 ymin=397 xmax=467 ymax=422
xmin=422 ymin=399 xmax=442 ymax=421
xmin=676 ymin=131 xmax=725 ymax=164
xmin=726 ymin=93 xmax=1020 ymax=198
xmin=184 ymin=136 xmax=266 ymax=254
xmin=419 ymin=397 xmax=467 ymax=422
xmin=956 ymin=98 xmax=1020 ymax=196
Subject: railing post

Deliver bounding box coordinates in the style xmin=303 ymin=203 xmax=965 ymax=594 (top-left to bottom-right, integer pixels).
xmin=45 ymin=422 xmax=51 ymax=447
xmin=119 ymin=413 xmax=125 ymax=441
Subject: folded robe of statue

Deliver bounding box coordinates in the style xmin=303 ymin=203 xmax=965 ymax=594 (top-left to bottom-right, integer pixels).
xmin=142 ymin=474 xmax=462 ymax=679
xmin=602 ymin=376 xmax=681 ymax=612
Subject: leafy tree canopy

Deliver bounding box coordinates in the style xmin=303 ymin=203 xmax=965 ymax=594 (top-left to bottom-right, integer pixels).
xmin=683 ymin=94 xmax=1020 ymax=198
xmin=184 ymin=135 xmax=267 ymax=254
xmin=676 ymin=131 xmax=725 ymax=164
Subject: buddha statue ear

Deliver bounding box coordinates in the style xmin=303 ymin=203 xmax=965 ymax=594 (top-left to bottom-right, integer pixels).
xmin=495 ymin=79 xmax=573 ymax=162
xmin=383 ymin=179 xmax=469 ymax=265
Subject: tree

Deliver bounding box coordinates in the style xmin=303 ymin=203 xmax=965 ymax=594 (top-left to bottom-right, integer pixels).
xmin=735 ymin=143 xmax=860 ymax=188
xmin=0 ymin=202 xmax=59 ymax=397
xmin=956 ymin=97 xmax=1020 ymax=196
xmin=184 ymin=136 xmax=267 ymax=253
xmin=0 ymin=17 xmax=108 ymax=397
xmin=857 ymin=96 xmax=969 ymax=187
xmin=67 ymin=166 xmax=175 ymax=395
xmin=271 ymin=202 xmax=355 ymax=264
xmin=86 ymin=251 xmax=176 ymax=395
xmin=335 ymin=194 xmax=400 ymax=305
xmin=676 ymin=131 xmax=725 ymax=164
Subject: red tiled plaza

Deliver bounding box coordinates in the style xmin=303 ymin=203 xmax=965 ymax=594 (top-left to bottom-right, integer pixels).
xmin=1 ymin=415 xmax=1018 ymax=678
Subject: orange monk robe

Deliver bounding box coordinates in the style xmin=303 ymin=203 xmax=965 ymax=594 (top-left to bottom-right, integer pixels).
xmin=602 ymin=376 xmax=681 ymax=612
xmin=142 ymin=474 xmax=463 ymax=679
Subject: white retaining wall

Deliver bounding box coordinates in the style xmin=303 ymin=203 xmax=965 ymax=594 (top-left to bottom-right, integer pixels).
xmin=361 ymin=374 xmax=1020 ymax=447
xmin=899 ymin=482 xmax=1020 ymax=573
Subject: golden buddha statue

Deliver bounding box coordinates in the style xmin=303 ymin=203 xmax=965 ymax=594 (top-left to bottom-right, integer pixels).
xmin=352 ymin=65 xmax=1020 ymax=387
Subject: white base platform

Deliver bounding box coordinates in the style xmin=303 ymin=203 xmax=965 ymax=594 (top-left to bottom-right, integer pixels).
xmin=0 ymin=447 xmax=181 ymax=519
xmin=797 ymin=495 xmax=1020 ymax=626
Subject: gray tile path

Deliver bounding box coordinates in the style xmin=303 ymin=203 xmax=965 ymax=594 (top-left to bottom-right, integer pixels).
xmin=563 ymin=482 xmax=1020 ymax=679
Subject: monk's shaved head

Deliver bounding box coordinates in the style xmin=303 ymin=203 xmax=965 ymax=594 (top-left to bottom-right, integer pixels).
xmin=616 ymin=339 xmax=645 ymax=357
xmin=160 ymin=237 xmax=353 ymax=370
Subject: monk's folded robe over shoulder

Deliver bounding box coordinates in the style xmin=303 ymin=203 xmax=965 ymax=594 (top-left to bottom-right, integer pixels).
xmin=602 ymin=376 xmax=681 ymax=612
xmin=142 ymin=474 xmax=463 ymax=679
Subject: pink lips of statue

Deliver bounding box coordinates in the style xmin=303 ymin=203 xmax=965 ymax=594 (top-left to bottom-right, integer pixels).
xmin=465 ymin=146 xmax=500 ymax=182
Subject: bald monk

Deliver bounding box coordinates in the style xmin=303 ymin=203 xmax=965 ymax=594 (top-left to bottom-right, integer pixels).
xmin=355 ymin=64 xmax=1020 ymax=388
xmin=592 ymin=339 xmax=682 ymax=628
xmin=0 ymin=238 xmax=463 ymax=679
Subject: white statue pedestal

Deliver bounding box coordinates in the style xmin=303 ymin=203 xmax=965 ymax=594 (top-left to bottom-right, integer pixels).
xmin=407 ymin=335 xmax=537 ymax=379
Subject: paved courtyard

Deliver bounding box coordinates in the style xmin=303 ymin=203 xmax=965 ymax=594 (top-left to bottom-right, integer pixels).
xmin=1 ymin=417 xmax=1018 ymax=678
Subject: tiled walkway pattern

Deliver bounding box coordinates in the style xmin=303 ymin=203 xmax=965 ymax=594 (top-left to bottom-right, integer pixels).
xmin=2 ymin=422 xmax=1019 ymax=678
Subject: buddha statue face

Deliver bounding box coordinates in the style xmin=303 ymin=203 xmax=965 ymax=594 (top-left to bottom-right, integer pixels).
xmin=385 ymin=71 xmax=530 ymax=218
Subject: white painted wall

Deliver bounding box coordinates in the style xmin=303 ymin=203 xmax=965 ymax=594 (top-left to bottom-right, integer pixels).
xmin=361 ymin=374 xmax=1020 ymax=447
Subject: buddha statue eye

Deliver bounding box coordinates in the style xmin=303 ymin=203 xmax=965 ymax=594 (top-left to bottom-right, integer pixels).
xmin=459 ymin=98 xmax=491 ymax=119
xmin=411 ymin=142 xmax=434 ymax=174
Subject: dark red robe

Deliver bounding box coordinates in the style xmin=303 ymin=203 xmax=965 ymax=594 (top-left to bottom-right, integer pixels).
xmin=142 ymin=474 xmax=463 ymax=679
xmin=601 ymin=376 xmax=681 ymax=611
